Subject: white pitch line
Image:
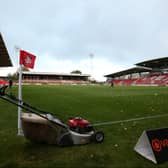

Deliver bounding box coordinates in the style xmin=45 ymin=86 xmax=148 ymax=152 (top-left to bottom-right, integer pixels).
xmin=93 ymin=113 xmax=168 ymax=126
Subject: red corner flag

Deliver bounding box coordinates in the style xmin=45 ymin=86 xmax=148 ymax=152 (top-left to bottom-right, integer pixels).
xmin=20 ymin=50 xmax=36 ymax=69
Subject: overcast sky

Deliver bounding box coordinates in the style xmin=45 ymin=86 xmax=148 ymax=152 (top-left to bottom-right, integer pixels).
xmin=1 ymin=0 xmax=168 ymax=81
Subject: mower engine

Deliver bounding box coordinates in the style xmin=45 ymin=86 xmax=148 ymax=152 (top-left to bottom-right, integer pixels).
xmin=68 ymin=117 xmax=94 ymax=134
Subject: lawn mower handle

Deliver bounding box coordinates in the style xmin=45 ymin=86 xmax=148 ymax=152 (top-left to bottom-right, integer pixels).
xmin=0 ymin=85 xmax=68 ymax=129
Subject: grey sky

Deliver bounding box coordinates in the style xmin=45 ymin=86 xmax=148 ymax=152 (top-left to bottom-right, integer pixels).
xmin=1 ymin=0 xmax=168 ymax=80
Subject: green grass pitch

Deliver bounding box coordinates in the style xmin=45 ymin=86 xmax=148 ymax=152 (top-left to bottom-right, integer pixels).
xmin=0 ymin=85 xmax=168 ymax=168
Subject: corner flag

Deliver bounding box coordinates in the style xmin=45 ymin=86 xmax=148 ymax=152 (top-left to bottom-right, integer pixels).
xmin=20 ymin=50 xmax=36 ymax=69
xmin=18 ymin=49 xmax=36 ymax=135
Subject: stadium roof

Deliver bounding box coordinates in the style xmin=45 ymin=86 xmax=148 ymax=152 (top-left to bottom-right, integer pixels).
xmin=104 ymin=67 xmax=151 ymax=78
xmin=136 ymin=57 xmax=168 ymax=69
xmin=0 ymin=33 xmax=12 ymax=67
xmin=22 ymin=71 xmax=90 ymax=77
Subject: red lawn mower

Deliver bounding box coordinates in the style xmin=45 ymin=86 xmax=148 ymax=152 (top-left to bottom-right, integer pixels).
xmin=0 ymin=85 xmax=104 ymax=146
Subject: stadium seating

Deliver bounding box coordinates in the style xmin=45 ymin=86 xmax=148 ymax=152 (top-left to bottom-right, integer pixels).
xmin=0 ymin=79 xmax=9 ymax=86
xmin=22 ymin=79 xmax=90 ymax=85
xmin=111 ymin=73 xmax=168 ymax=86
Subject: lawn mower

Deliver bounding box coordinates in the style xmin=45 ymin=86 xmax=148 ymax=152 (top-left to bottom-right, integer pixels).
xmin=0 ymin=85 xmax=104 ymax=146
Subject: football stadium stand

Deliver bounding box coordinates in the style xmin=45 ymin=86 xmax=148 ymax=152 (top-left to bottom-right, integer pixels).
xmin=0 ymin=33 xmax=12 ymax=67
xmin=22 ymin=71 xmax=90 ymax=85
xmin=105 ymin=57 xmax=168 ymax=86
xmin=0 ymin=33 xmax=12 ymax=86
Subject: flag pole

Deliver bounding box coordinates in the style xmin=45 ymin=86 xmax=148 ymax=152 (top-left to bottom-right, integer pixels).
xmin=18 ymin=64 xmax=23 ymax=135
xmin=17 ymin=48 xmax=23 ymax=136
